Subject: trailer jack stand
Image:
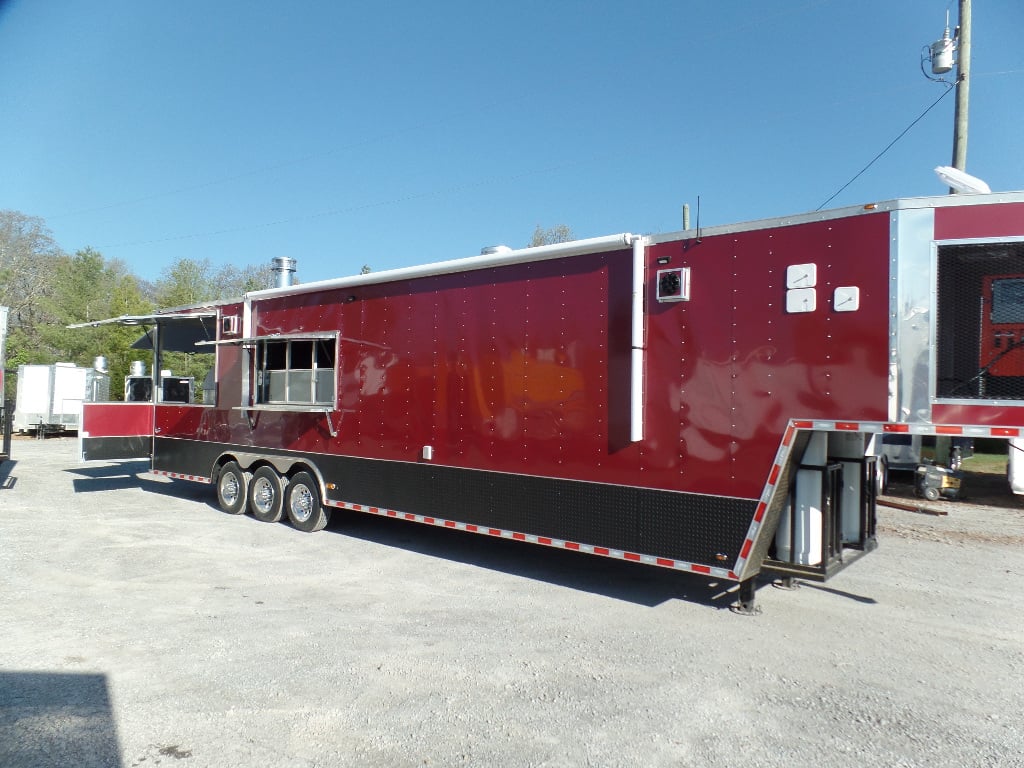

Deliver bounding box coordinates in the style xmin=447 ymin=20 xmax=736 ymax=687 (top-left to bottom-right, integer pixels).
xmin=731 ymin=579 xmax=761 ymax=616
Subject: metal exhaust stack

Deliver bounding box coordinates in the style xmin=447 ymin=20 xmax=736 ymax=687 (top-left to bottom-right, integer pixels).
xmin=271 ymin=257 xmax=297 ymax=288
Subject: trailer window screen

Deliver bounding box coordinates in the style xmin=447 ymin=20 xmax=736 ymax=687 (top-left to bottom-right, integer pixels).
xmin=255 ymin=337 xmax=336 ymax=405
xmin=936 ymin=242 xmax=1024 ymax=400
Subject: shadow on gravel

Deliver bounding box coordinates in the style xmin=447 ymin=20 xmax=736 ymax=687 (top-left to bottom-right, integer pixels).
xmin=134 ymin=476 xmax=216 ymax=504
xmin=0 ymin=459 xmax=17 ymax=490
xmin=64 ymin=463 xmax=752 ymax=611
xmin=66 ymin=461 xmax=151 ymax=494
xmin=778 ymin=581 xmax=878 ymax=605
xmin=65 ymin=462 xmax=215 ymax=504
xmin=0 ymin=671 xmax=123 ymax=768
xmin=324 ymin=511 xmax=745 ymax=610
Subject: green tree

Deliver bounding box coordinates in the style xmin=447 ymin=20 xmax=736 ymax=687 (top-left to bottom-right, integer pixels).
xmin=153 ymin=258 xmax=275 ymax=398
xmin=0 ymin=211 xmax=63 ymax=379
xmin=29 ymin=248 xmax=150 ymax=363
xmin=0 ymin=210 xmax=61 ymax=324
xmin=104 ymin=273 xmax=154 ymax=398
xmin=154 ymin=259 xmax=214 ymax=392
xmin=19 ymin=248 xmax=155 ymax=398
xmin=0 ymin=219 xmax=290 ymax=401
xmin=210 ymin=262 xmax=275 ymax=298
xmin=528 ymin=224 xmax=574 ymax=248
xmin=34 ymin=248 xmax=108 ymax=362
xmin=156 ymin=258 xmax=214 ymax=308
xmin=156 ymin=258 xmax=277 ymax=309
xmin=1 ymin=237 xmax=156 ymax=399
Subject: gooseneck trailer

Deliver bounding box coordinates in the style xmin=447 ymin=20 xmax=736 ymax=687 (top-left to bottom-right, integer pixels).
xmin=75 ymin=192 xmax=1024 ymax=610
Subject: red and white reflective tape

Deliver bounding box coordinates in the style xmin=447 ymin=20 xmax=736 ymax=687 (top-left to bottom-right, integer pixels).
xmin=151 ymin=418 xmax=1022 ymax=583
xmin=731 ymin=424 xmax=798 ymax=580
xmin=151 ymin=469 xmax=211 ymax=483
xmin=732 ymin=418 xmax=1024 ymax=580
xmin=324 ymin=498 xmax=736 ymax=580
xmin=791 ymin=419 xmax=1021 ymax=438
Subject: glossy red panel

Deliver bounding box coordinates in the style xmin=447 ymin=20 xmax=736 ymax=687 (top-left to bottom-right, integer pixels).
xmin=82 ymin=402 xmax=154 ymax=437
xmin=644 ymin=212 xmax=892 ymax=496
xmin=935 ymin=202 xmax=1024 ymax=240
xmin=254 ymin=253 xmax=636 ymax=480
xmin=154 ymin=404 xmax=207 ymax=438
xmin=932 ymin=402 xmax=1024 ymax=427
xmin=181 ymin=210 xmax=894 ymax=502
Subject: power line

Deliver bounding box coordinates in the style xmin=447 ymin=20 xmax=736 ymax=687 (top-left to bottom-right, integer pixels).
xmin=816 ymin=84 xmax=954 ymax=211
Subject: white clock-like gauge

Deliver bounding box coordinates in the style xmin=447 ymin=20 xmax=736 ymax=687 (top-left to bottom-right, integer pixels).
xmin=833 ymin=286 xmax=860 ymax=312
xmin=786 ymin=287 xmax=817 ymax=314
xmin=786 ymin=263 xmax=817 ymax=289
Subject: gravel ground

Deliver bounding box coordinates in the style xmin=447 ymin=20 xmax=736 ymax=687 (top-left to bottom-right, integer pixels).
xmin=1 ymin=437 xmax=1023 ymax=768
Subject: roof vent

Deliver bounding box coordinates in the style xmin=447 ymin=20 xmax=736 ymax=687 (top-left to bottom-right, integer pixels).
xmin=480 ymin=245 xmax=512 ymax=255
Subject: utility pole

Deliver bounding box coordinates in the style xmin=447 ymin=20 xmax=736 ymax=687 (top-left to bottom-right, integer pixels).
xmin=950 ymin=0 xmax=971 ymax=172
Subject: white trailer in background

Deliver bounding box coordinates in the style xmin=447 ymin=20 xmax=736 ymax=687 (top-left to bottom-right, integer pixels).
xmin=0 ymin=306 xmax=9 ymax=462
xmin=13 ymin=362 xmax=109 ymax=435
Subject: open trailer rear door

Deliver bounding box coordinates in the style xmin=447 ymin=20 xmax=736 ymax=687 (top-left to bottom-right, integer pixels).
xmin=80 ymin=402 xmax=155 ymax=461
xmin=71 ymin=311 xmax=218 ymax=462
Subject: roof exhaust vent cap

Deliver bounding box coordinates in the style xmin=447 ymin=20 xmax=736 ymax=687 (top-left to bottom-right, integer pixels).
xmin=272 ymin=256 xmax=297 ymax=288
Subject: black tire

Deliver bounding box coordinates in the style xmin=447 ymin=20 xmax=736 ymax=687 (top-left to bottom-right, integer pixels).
xmin=249 ymin=466 xmax=285 ymax=523
xmin=923 ymin=486 xmax=941 ymax=502
xmin=285 ymin=471 xmax=329 ymax=532
xmin=216 ymin=461 xmax=249 ymax=515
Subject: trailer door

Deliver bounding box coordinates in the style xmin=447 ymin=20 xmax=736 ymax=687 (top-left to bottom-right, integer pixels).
xmin=80 ymin=402 xmax=155 ymax=461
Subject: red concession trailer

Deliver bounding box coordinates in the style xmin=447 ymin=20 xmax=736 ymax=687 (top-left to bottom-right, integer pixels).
xmin=76 ymin=192 xmax=1024 ymax=610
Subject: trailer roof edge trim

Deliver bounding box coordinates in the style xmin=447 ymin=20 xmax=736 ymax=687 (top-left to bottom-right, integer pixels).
xmin=647 ymin=190 xmax=1024 ymax=246
xmin=246 ymin=233 xmax=636 ymax=301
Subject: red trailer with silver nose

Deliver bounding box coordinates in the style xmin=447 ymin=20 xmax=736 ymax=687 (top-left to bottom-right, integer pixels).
xmin=76 ymin=191 xmax=1024 ymax=610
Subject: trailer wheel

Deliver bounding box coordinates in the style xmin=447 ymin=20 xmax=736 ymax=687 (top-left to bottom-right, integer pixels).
xmin=285 ymin=471 xmax=329 ymax=532
xmin=249 ymin=466 xmax=285 ymax=523
xmin=216 ymin=461 xmax=249 ymax=515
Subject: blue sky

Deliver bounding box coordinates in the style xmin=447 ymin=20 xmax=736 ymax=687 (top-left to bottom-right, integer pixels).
xmin=1 ymin=1 xmax=1022 ymax=285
